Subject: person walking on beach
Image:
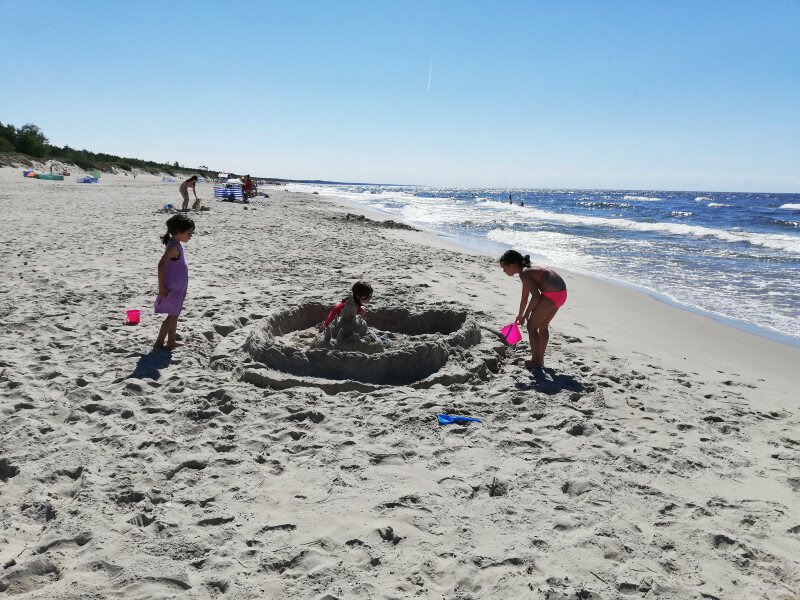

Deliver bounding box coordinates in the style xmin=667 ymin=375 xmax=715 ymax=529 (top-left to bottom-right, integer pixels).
xmin=179 ymin=175 xmax=199 ymax=211
xmin=154 ymin=214 xmax=194 ymax=351
xmin=499 ymin=250 xmax=567 ymax=369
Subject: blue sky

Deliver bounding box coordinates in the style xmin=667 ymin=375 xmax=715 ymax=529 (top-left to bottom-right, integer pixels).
xmin=2 ymin=1 xmax=798 ymax=191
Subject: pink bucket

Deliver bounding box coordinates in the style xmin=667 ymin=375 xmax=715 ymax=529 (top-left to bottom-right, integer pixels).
xmin=125 ymin=309 xmax=141 ymax=325
xmin=500 ymin=322 xmax=522 ymax=345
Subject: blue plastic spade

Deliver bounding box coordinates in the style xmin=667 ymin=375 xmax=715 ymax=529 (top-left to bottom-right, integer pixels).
xmin=437 ymin=414 xmax=482 ymax=426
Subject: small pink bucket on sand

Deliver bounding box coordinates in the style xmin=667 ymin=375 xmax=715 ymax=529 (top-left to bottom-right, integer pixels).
xmin=125 ymin=309 xmax=141 ymax=325
xmin=500 ymin=322 xmax=522 ymax=345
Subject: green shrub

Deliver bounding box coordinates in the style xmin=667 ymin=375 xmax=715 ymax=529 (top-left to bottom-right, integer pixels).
xmin=74 ymin=159 xmax=96 ymax=171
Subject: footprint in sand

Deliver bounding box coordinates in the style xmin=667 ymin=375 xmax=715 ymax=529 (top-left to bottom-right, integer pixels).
xmin=0 ymin=458 xmax=20 ymax=482
xmin=0 ymin=557 xmax=60 ymax=594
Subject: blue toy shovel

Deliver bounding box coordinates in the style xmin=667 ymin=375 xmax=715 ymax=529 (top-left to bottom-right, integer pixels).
xmin=437 ymin=414 xmax=482 ymax=426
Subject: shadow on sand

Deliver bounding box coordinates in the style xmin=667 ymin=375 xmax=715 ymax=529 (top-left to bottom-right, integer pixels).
xmin=128 ymin=350 xmax=172 ymax=380
xmin=514 ymin=367 xmax=584 ymax=395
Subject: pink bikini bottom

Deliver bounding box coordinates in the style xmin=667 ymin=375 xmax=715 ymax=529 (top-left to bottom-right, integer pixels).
xmin=541 ymin=290 xmax=568 ymax=308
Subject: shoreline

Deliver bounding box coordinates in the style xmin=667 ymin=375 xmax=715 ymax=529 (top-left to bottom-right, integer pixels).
xmin=295 ymin=187 xmax=799 ymax=410
xmin=1 ymin=170 xmax=799 ymax=598
xmin=296 ymin=184 xmax=800 ymax=349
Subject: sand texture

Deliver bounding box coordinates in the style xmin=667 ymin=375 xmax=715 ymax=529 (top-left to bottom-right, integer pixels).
xmin=1 ymin=168 xmax=799 ymax=599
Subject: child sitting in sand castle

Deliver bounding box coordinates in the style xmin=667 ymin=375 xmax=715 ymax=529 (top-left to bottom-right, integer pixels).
xmin=314 ymin=281 xmax=383 ymax=352
xmin=320 ymin=280 xmax=373 ymax=331
xmin=153 ymin=214 xmax=195 ymax=351
xmin=499 ymin=250 xmax=567 ymax=370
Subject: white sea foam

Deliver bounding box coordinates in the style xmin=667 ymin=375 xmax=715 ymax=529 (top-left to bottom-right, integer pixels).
xmin=486 ymin=229 xmax=602 ymax=267
xmin=671 ymin=211 xmax=693 ymax=217
xmin=694 ymin=196 xmax=712 ymax=202
xmin=579 ymin=201 xmax=631 ymax=209
xmin=487 ymin=229 xmax=799 ymax=339
xmin=297 ymin=184 xmax=800 ymax=255
xmin=623 ymin=195 xmax=661 ymax=202
xmin=779 ymin=203 xmax=800 ymax=210
xmin=707 ymin=203 xmax=732 ymax=208
xmin=495 ymin=206 xmax=800 ymax=255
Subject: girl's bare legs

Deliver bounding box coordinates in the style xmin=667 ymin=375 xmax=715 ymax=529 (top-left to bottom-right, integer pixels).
xmin=525 ymin=299 xmax=559 ymax=368
xmin=154 ymin=315 xmax=179 ymax=350
xmin=167 ymin=317 xmax=183 ymax=348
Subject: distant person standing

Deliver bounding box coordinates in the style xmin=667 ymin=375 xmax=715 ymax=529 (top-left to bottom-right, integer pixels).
xmin=243 ymin=175 xmax=255 ymax=199
xmin=508 ymin=194 xmax=513 ymax=204
xmin=179 ymin=175 xmax=199 ymax=211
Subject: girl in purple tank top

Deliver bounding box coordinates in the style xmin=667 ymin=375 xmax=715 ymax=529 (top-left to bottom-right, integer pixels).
xmin=154 ymin=214 xmax=194 ymax=351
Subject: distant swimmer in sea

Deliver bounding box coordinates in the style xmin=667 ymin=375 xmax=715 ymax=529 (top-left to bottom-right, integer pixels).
xmin=509 ymin=194 xmax=513 ymax=204
xmin=518 ymin=199 xmax=524 ymax=207
xmin=179 ymin=175 xmax=200 ymax=211
xmin=499 ymin=250 xmax=567 ymax=370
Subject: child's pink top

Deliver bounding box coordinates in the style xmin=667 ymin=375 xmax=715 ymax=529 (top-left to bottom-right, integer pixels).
xmin=322 ymin=300 xmax=365 ymax=328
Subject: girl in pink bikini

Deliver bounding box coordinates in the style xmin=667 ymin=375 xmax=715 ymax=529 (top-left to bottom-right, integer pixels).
xmin=499 ymin=249 xmax=567 ymax=369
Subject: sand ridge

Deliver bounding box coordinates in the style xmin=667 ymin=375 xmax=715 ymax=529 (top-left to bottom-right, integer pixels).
xmin=0 ymin=169 xmax=799 ymax=598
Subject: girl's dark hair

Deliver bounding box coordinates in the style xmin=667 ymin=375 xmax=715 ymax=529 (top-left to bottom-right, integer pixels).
xmin=187 ymin=175 xmax=199 ymax=182
xmin=161 ymin=214 xmax=195 ymax=244
xmin=351 ymin=280 xmax=373 ymax=299
xmin=499 ymin=249 xmax=531 ymax=268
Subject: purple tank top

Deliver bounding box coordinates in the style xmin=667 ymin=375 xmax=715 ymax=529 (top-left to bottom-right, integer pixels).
xmin=154 ymin=240 xmax=189 ymax=315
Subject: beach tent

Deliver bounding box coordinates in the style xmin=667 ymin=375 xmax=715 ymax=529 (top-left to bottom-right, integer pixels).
xmin=77 ymin=176 xmax=99 ymax=183
xmin=23 ymin=170 xmax=37 ymax=178
xmin=214 ymin=182 xmax=244 ymax=201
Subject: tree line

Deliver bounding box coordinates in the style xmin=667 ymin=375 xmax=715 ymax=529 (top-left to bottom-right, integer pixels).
xmin=0 ymin=121 xmax=212 ymax=177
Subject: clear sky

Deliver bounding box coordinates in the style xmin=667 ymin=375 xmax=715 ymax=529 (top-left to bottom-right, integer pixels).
xmin=2 ymin=1 xmax=799 ymax=191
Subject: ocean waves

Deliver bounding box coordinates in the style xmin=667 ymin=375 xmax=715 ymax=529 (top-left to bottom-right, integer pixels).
xmin=623 ymin=195 xmax=662 ymax=202
xmin=290 ymin=182 xmax=800 ymax=342
xmin=490 ymin=206 xmax=800 ymax=255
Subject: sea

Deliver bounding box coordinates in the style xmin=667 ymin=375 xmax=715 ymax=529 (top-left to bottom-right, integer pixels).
xmin=285 ymin=183 xmax=800 ymax=346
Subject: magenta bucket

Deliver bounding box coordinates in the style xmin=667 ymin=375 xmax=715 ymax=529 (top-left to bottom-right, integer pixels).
xmin=125 ymin=309 xmax=141 ymax=325
xmin=500 ymin=322 xmax=522 ymax=345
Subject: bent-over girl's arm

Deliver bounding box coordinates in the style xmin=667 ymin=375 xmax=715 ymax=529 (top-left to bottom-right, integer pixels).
xmin=517 ymin=279 xmax=541 ymax=323
xmin=517 ymin=280 xmax=532 ymax=323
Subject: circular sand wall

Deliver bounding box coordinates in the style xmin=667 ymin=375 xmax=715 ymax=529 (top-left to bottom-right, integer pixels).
xmin=243 ymin=302 xmax=482 ymax=386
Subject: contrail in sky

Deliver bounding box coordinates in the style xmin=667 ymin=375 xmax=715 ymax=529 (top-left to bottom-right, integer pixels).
xmin=428 ymin=61 xmax=432 ymax=91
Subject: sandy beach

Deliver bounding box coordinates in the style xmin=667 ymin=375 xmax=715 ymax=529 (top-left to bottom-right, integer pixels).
xmin=1 ymin=167 xmax=799 ymax=599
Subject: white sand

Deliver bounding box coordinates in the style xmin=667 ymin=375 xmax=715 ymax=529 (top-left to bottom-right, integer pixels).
xmin=1 ymin=167 xmax=799 ymax=598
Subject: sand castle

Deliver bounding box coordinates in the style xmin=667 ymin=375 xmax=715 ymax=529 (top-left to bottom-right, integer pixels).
xmin=211 ymin=301 xmax=503 ymax=393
